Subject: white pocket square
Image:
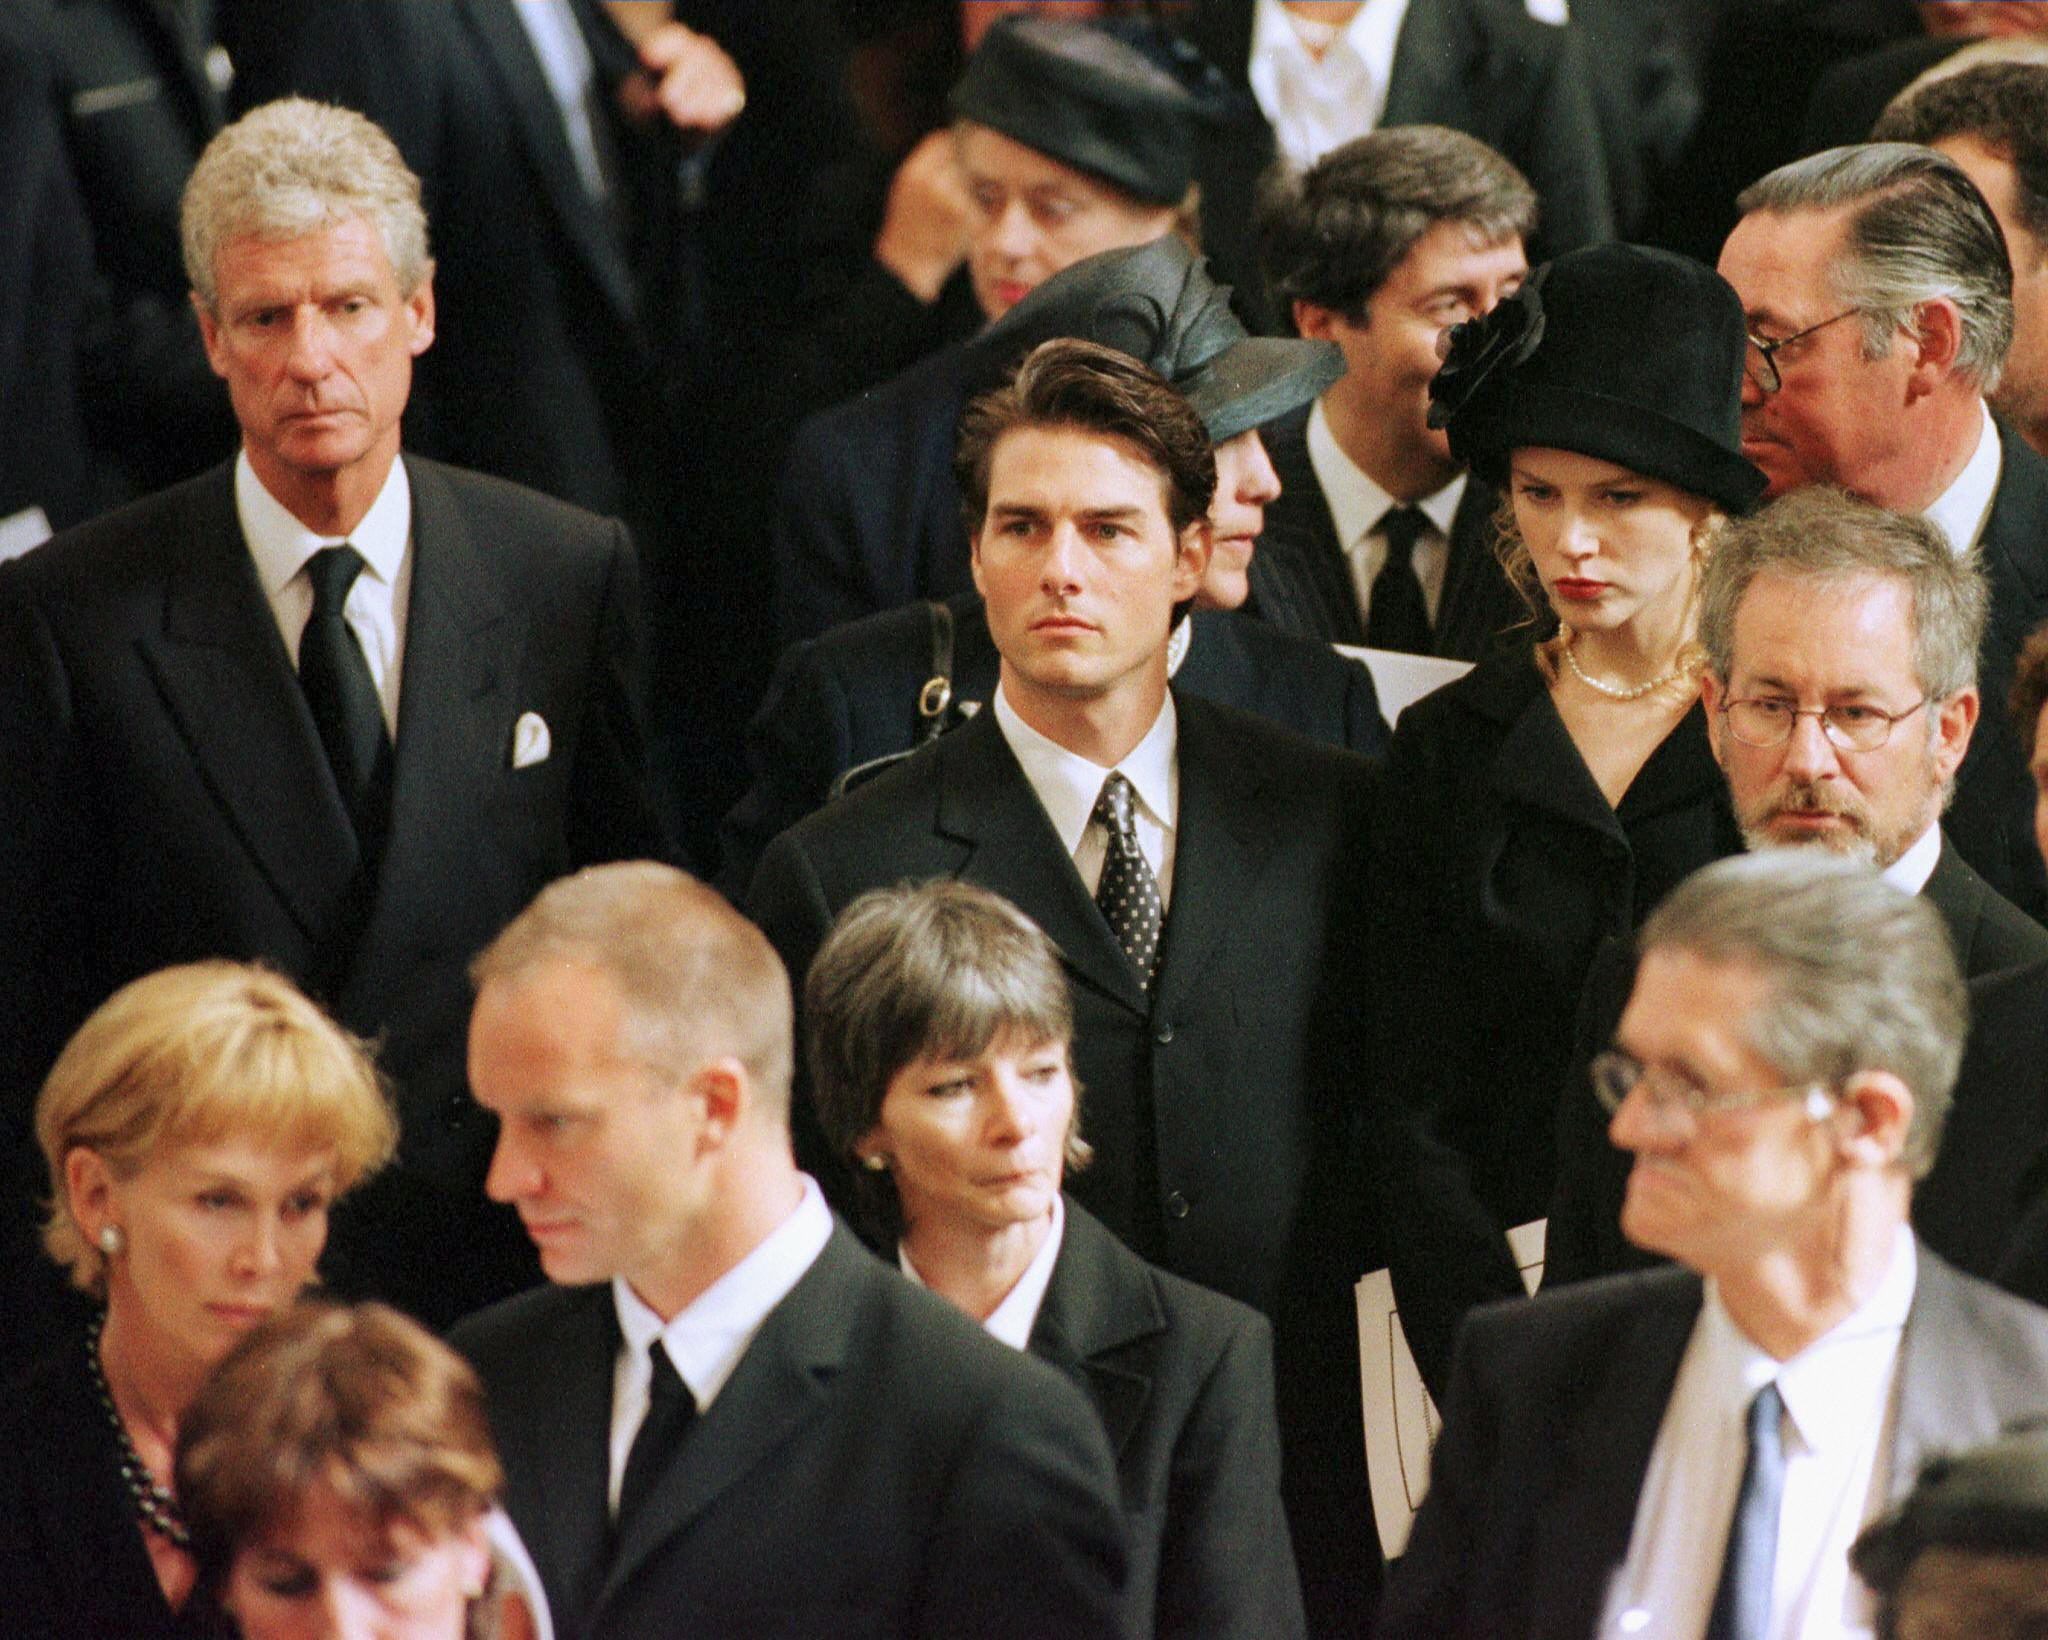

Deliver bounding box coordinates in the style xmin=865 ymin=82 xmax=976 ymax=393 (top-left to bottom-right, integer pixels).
xmin=512 ymin=711 xmax=551 ymax=769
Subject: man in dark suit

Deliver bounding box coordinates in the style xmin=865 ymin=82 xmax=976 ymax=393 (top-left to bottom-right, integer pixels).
xmin=1382 ymin=852 xmax=2048 ymax=1640
xmin=1719 ymin=141 xmax=2048 ymax=918
xmin=0 ymin=98 xmax=664 ymax=1364
xmin=749 ymin=337 xmax=1513 ymax=1628
xmin=453 ymin=861 xmax=1128 ymax=1640
xmin=1249 ymin=125 xmax=1534 ymax=657
xmin=1547 ymin=489 xmax=2048 ymax=1292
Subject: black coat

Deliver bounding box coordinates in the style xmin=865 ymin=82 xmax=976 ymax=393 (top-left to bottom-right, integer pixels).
xmin=1031 ymin=1200 xmax=1306 ymax=1640
xmin=716 ymin=590 xmax=1390 ymax=892
xmin=1546 ymin=837 xmax=2048 ymax=1292
xmin=1378 ymin=1247 xmax=2048 ymax=1640
xmin=1250 ymin=403 xmax=1531 ymax=660
xmin=452 ymin=1222 xmax=1128 ymax=1640
xmin=0 ymin=457 xmax=665 ymax=1350
xmin=0 ymin=1338 xmax=231 ymax=1640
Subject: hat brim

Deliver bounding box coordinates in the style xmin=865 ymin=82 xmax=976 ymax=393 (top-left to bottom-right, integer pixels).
xmin=1452 ymin=382 xmax=1768 ymax=516
xmin=1180 ymin=337 xmax=1347 ymax=444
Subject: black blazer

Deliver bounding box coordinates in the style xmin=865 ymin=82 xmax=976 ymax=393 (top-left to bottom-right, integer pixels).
xmin=1545 ymin=836 xmax=2048 ymax=1292
xmin=0 ymin=456 xmax=664 ymax=1345
xmin=1250 ymin=404 xmax=1530 ymax=661
xmin=745 ymin=691 xmax=1499 ymax=1630
xmin=1378 ymin=1247 xmax=2048 ymax=1640
xmin=0 ymin=1340 xmax=230 ymax=1640
xmin=715 ymin=590 xmax=1390 ymax=892
xmin=1031 ymin=1200 xmax=1306 ymax=1640
xmin=451 ymin=1223 xmax=1128 ymax=1640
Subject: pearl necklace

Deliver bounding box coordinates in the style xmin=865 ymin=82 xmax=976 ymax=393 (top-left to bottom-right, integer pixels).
xmin=86 ymin=1311 xmax=191 ymax=1549
xmin=1561 ymin=635 xmax=1693 ymax=702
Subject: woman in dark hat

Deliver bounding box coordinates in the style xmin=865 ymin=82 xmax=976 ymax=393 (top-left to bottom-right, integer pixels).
xmin=1368 ymin=243 xmax=1767 ymax=1265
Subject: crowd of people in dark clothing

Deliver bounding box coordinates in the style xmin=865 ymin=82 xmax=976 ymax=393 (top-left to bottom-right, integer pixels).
xmin=10 ymin=2 xmax=2048 ymax=1637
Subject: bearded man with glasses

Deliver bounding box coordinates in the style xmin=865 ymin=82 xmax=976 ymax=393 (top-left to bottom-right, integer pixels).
xmin=1382 ymin=852 xmax=2048 ymax=1640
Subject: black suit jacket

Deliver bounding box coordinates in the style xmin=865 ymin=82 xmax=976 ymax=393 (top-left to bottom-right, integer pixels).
xmin=745 ymin=691 xmax=1502 ymax=1629
xmin=1378 ymin=1247 xmax=2048 ymax=1640
xmin=451 ymin=1223 xmax=1128 ymax=1640
xmin=1946 ymin=420 xmax=2048 ymax=922
xmin=0 ymin=456 xmax=663 ymax=1346
xmin=1032 ymin=1200 xmax=1306 ymax=1640
xmin=1251 ymin=403 xmax=1531 ymax=660
xmin=716 ymin=591 xmax=1390 ymax=892
xmin=1546 ymin=836 xmax=2048 ymax=1292
xmin=0 ymin=1339 xmax=230 ymax=1640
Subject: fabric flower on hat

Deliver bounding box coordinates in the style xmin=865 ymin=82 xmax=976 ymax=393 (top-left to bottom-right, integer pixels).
xmin=1426 ymin=276 xmax=1548 ymax=431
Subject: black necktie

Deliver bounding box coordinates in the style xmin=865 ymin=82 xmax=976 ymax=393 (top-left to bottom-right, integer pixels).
xmin=1364 ymin=505 xmax=1435 ymax=655
xmin=618 ymin=1340 xmax=695 ymax=1530
xmin=1705 ymin=1381 xmax=1786 ymax=1640
xmin=299 ymin=546 xmax=390 ymax=835
xmin=1092 ymin=772 xmax=1163 ymax=988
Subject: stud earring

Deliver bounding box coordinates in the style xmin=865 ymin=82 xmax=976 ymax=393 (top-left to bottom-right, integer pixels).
xmin=861 ymin=1153 xmax=887 ymax=1173
xmin=98 ymin=1225 xmax=125 ymax=1257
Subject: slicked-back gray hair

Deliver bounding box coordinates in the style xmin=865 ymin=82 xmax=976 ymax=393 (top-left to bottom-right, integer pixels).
xmin=182 ymin=97 xmax=430 ymax=309
xmin=1638 ymin=853 xmax=1968 ymax=1176
xmin=1699 ymin=486 xmax=1988 ymax=703
xmin=1255 ymin=125 xmax=1537 ymax=324
xmin=471 ymin=863 xmax=794 ymax=1121
xmin=1736 ymin=142 xmax=2013 ymax=392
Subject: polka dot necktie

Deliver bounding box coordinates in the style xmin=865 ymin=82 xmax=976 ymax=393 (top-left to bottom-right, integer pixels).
xmin=1092 ymin=771 xmax=1163 ymax=988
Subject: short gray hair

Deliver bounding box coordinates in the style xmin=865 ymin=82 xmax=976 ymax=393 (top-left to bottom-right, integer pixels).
xmin=1698 ymin=486 xmax=1988 ymax=702
xmin=1736 ymin=143 xmax=2014 ymax=392
xmin=182 ymin=97 xmax=430 ymax=309
xmin=1638 ymin=853 xmax=1968 ymax=1176
xmin=471 ymin=863 xmax=794 ymax=1119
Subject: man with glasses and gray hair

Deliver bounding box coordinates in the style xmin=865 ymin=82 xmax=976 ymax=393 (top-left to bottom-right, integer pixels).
xmin=1718 ymin=140 xmax=2048 ymax=918
xmin=1381 ymin=850 xmax=2048 ymax=1640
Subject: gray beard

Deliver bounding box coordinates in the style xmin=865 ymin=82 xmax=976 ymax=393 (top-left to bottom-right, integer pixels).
xmin=1740 ymin=821 xmax=1882 ymax=869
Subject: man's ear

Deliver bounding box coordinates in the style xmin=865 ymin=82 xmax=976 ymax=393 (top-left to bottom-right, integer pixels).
xmin=1931 ymin=686 xmax=1979 ymax=784
xmin=1903 ymin=297 xmax=1964 ymax=397
xmin=405 ymin=263 xmax=437 ymax=357
xmin=1832 ymin=1069 xmax=1915 ymax=1171
xmin=1292 ymin=298 xmax=1338 ymax=342
xmin=192 ymin=292 xmax=229 ymax=380
xmin=1700 ymin=671 xmax=1729 ymax=767
xmin=1172 ymin=518 xmax=1211 ymax=605
xmin=686 ymin=1057 xmax=747 ymax=1150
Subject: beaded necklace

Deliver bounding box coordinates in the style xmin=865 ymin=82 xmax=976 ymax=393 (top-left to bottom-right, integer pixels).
xmin=86 ymin=1312 xmax=191 ymax=1549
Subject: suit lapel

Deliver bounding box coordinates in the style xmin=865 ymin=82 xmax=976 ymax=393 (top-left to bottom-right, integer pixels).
xmin=1919 ymin=834 xmax=1988 ymax=972
xmin=341 ymin=459 xmax=515 ymax=1011
xmin=1029 ymin=1203 xmax=1165 ymax=1459
xmin=458 ymin=0 xmax=640 ymax=323
xmin=1382 ymin=0 xmax=1477 ymax=127
xmin=596 ymin=1230 xmax=859 ymax=1614
xmin=936 ymin=715 xmax=1150 ymax=1018
xmin=136 ymin=466 xmax=361 ymax=942
xmin=1478 ymin=657 xmax=1630 ymax=844
xmin=1887 ymin=1248 xmax=2013 ymax=1501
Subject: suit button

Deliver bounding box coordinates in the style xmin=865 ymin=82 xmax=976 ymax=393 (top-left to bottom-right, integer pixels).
xmin=1164 ymin=1190 xmax=1190 ymax=1220
xmin=1155 ymin=1023 xmax=1175 ymax=1045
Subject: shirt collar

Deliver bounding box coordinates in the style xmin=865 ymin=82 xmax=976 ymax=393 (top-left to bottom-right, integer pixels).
xmin=899 ymin=1194 xmax=1065 ymax=1352
xmin=1252 ymin=0 xmax=1400 ymax=68
xmin=1881 ymin=822 xmax=1943 ymax=897
xmin=1924 ymin=400 xmax=2001 ymax=555
xmin=611 ymin=1175 xmax=834 ymax=1411
xmin=235 ymin=449 xmax=411 ymax=597
xmin=992 ymin=685 xmax=1178 ymax=856
xmin=1306 ymin=399 xmax=1464 ymax=548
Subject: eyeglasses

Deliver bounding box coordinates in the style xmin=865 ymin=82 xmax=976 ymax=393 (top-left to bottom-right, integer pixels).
xmin=1717 ymin=696 xmax=1929 ymax=752
xmin=1591 ymin=1050 xmax=1835 ymax=1124
xmin=1745 ymin=308 xmax=1863 ymax=393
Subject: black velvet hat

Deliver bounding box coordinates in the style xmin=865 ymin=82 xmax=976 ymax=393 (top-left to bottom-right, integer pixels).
xmin=1852 ymin=1421 xmax=2048 ymax=1595
xmin=1428 ymin=243 xmax=1768 ymax=514
xmin=971 ymin=236 xmax=1345 ymax=444
xmin=948 ymin=16 xmax=1212 ymax=205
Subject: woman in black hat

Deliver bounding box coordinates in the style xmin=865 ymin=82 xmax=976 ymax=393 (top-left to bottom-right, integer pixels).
xmin=1367 ymin=243 xmax=1766 ymax=1281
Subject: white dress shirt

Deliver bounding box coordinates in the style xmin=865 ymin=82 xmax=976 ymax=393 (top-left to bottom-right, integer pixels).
xmin=1924 ymin=399 xmax=2002 ymax=556
xmin=1246 ymin=0 xmax=1411 ymax=171
xmin=1881 ymin=822 xmax=1943 ymax=898
xmin=993 ymin=685 xmax=1179 ymax=909
xmin=1600 ymin=1230 xmax=1917 ymax=1640
xmin=1306 ymin=399 xmax=1459 ymax=628
xmin=236 ymin=450 xmax=411 ymax=735
xmin=510 ymin=0 xmax=612 ymax=204
xmin=606 ymin=1176 xmax=834 ymax=1516
xmin=900 ymin=1194 xmax=1066 ymax=1352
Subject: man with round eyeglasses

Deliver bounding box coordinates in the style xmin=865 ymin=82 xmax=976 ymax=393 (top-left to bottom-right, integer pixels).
xmin=1381 ymin=851 xmax=2048 ymax=1640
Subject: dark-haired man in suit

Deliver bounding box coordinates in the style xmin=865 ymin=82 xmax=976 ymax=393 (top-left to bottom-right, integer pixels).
xmin=454 ymin=861 xmax=1127 ymax=1640
xmin=0 ymin=97 xmax=664 ymax=1366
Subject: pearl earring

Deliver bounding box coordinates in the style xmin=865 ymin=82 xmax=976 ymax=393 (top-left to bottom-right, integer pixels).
xmin=98 ymin=1225 xmax=125 ymax=1257
xmin=861 ymin=1153 xmax=887 ymax=1173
